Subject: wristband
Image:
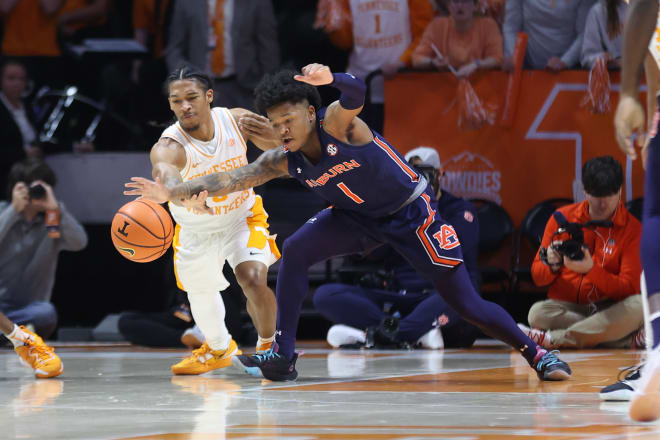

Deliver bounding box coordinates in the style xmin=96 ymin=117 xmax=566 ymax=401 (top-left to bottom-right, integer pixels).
xmin=331 ymin=72 xmax=366 ymax=110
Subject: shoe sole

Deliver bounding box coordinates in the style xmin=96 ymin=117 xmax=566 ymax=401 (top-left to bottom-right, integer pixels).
xmin=231 ymin=356 xmax=263 ymax=378
xmin=599 ymin=388 xmax=633 ymax=401
xmin=18 ymin=356 xmax=63 ymax=379
xmin=629 ymin=368 xmax=660 ymax=421
xmin=544 ymin=369 xmax=571 ymax=381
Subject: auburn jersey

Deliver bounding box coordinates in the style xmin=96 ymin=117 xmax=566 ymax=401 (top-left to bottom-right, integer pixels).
xmin=285 ymin=107 xmax=424 ymax=218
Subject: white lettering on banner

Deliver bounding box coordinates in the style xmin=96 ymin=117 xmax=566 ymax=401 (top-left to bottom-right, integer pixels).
xmin=441 ymin=151 xmax=502 ymax=204
xmin=525 ymin=83 xmax=645 ymax=203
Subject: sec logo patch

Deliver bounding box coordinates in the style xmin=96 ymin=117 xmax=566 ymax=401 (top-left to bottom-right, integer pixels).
xmin=327 ymin=144 xmax=338 ymax=156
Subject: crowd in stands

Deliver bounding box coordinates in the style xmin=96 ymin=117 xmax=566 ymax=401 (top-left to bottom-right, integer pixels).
xmin=0 ymin=0 xmax=645 ymax=351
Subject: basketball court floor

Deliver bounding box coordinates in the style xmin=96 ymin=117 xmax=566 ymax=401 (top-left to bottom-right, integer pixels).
xmin=1 ymin=341 xmax=658 ymax=439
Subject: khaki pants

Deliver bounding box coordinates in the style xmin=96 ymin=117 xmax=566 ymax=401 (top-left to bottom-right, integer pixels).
xmin=527 ymin=295 xmax=643 ymax=348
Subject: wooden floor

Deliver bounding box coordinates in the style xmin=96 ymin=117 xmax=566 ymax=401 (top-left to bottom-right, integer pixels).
xmin=1 ymin=342 xmax=657 ymax=439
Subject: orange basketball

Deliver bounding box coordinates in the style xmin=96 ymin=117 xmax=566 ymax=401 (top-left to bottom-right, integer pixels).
xmin=111 ymin=200 xmax=174 ymax=262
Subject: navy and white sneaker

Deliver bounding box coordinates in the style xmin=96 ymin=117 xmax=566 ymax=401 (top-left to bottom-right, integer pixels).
xmin=533 ymin=349 xmax=572 ymax=381
xmin=600 ymin=364 xmax=642 ymax=401
xmin=232 ymin=349 xmax=298 ymax=381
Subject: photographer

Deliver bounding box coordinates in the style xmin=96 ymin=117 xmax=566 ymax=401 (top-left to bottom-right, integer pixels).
xmin=313 ymin=147 xmax=481 ymax=349
xmin=0 ymin=159 xmax=87 ymax=339
xmin=524 ymin=156 xmax=643 ymax=349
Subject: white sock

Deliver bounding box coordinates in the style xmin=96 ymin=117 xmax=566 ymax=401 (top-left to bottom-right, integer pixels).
xmin=257 ymin=334 xmax=276 ymax=350
xmin=187 ymin=291 xmax=231 ymax=351
xmin=4 ymin=324 xmax=31 ymax=348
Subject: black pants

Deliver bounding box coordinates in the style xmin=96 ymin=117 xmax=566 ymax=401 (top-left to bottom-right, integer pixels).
xmin=118 ymin=290 xmax=244 ymax=348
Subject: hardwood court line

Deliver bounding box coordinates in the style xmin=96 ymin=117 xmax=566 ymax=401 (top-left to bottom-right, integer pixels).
xmin=272 ymin=354 xmax=638 ymax=393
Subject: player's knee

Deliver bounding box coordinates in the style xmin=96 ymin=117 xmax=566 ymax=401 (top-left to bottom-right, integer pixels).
xmin=281 ymin=235 xmax=312 ymax=266
xmin=313 ymin=284 xmax=342 ymax=310
xmin=235 ymin=264 xmax=268 ymax=292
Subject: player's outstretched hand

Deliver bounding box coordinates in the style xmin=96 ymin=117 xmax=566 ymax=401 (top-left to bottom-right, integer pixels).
xmin=294 ymin=63 xmax=333 ymax=86
xmin=614 ymin=95 xmax=646 ymax=161
xmin=239 ymin=113 xmax=279 ymax=146
xmin=182 ymin=190 xmax=213 ymax=215
xmin=124 ymin=177 xmax=171 ymax=204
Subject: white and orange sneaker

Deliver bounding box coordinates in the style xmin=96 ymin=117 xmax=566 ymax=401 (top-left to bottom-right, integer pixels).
xmin=171 ymin=339 xmax=241 ymax=375
xmin=629 ymin=347 xmax=660 ymax=422
xmin=14 ymin=326 xmax=63 ymax=379
xmin=518 ymin=323 xmax=555 ymax=349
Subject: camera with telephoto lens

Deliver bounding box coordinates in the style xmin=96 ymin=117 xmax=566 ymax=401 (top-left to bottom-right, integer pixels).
xmin=28 ymin=184 xmax=47 ymax=200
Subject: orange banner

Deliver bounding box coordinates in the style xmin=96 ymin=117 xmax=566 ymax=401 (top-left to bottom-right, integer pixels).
xmin=384 ymin=70 xmax=646 ymax=225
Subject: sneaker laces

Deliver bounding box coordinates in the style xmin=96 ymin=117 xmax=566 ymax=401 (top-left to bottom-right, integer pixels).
xmin=29 ymin=341 xmax=55 ymax=366
xmin=535 ymin=350 xmax=563 ymax=372
xmin=617 ymin=364 xmax=643 ymax=382
xmin=253 ymin=348 xmax=280 ymax=363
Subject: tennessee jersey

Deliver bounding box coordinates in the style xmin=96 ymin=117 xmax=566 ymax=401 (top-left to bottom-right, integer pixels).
xmin=285 ymin=107 xmax=425 ymax=218
xmin=161 ymin=107 xmax=256 ymax=232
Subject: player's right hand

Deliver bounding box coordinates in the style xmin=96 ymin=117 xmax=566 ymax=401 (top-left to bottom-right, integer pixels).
xmin=124 ymin=177 xmax=171 ymax=204
xmin=11 ymin=182 xmax=29 ymax=213
xmin=615 ymin=94 xmax=646 ymax=160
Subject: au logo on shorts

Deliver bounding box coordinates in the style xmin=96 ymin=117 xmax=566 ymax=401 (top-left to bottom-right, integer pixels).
xmin=326 ymin=143 xmax=338 ymax=156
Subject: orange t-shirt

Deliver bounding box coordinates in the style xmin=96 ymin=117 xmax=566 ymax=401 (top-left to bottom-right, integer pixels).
xmin=2 ymin=1 xmax=60 ymax=56
xmin=413 ymin=16 xmax=503 ymax=69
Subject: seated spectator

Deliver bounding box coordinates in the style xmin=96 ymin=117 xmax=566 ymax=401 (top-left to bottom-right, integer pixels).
xmin=521 ymin=156 xmax=643 ymax=349
xmin=314 ymin=147 xmax=481 ymax=349
xmin=413 ymin=0 xmax=503 ymax=78
xmin=118 ymin=264 xmax=251 ymax=348
xmin=503 ymin=0 xmax=596 ymax=71
xmin=581 ymin=0 xmax=627 ymax=69
xmin=0 ymin=60 xmax=41 ymax=190
xmin=0 ymin=159 xmax=88 ymax=339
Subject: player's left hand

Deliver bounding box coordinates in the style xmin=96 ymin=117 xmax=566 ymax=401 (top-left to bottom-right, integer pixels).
xmin=294 ymin=64 xmax=333 ymax=86
xmin=238 ymin=113 xmax=278 ymax=145
xmin=124 ymin=177 xmax=171 ymax=204
xmin=182 ymin=190 xmax=213 ymax=215
xmin=563 ymin=247 xmax=593 ymax=274
xmin=615 ymin=94 xmax=646 ymax=160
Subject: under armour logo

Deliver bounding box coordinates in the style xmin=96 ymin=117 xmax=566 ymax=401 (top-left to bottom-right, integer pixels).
xmin=307 ymin=217 xmax=317 ymax=223
xmin=296 ymin=167 xmax=302 ymax=174
xmin=276 ymin=330 xmax=282 ymax=336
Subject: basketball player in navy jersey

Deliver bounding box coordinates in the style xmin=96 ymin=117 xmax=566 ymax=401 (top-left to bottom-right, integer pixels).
xmin=125 ymin=63 xmax=572 ymax=382
xmin=611 ymin=0 xmax=660 ymax=422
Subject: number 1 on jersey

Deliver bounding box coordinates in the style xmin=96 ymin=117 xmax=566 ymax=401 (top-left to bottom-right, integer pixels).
xmin=337 ymin=182 xmax=365 ymax=204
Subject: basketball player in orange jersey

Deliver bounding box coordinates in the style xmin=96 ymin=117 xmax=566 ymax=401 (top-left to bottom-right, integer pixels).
xmin=1 ymin=311 xmax=62 ymax=378
xmin=612 ymin=0 xmax=660 ymax=422
xmin=147 ymin=65 xmax=282 ymax=375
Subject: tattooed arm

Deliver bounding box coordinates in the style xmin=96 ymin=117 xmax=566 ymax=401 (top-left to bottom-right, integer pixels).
xmin=125 ymin=146 xmax=290 ymax=203
xmin=149 ymin=138 xmax=187 ymax=206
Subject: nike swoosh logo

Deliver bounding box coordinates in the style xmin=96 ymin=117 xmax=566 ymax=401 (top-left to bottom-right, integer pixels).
xmin=249 ymin=251 xmax=264 ymax=256
xmin=118 ymin=247 xmax=135 ymax=256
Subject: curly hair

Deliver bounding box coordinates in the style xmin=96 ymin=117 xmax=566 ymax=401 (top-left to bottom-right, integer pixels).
xmin=582 ymin=155 xmax=623 ymax=197
xmin=254 ymin=70 xmax=322 ymax=116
